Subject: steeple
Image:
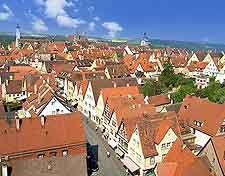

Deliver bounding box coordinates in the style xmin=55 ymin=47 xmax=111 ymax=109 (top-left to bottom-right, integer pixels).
xmin=140 ymin=32 xmax=151 ymax=46
xmin=16 ymin=24 xmax=20 ymax=48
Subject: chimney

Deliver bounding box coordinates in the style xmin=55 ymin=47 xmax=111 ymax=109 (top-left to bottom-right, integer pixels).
xmin=34 ymin=84 xmax=37 ymax=94
xmin=47 ymin=77 xmax=50 ymax=84
xmin=5 ymin=79 xmax=8 ymax=86
xmin=41 ymin=115 xmax=46 ymax=127
xmin=113 ymin=82 xmax=117 ymax=88
xmin=2 ymin=163 xmax=8 ymax=176
xmin=15 ymin=117 xmax=22 ymax=131
xmin=128 ymin=93 xmax=132 ymax=99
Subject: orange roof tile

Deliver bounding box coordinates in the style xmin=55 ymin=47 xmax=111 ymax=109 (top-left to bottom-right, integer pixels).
xmin=0 ymin=112 xmax=86 ymax=156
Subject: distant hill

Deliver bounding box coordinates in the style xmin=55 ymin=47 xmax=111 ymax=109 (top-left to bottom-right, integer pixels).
xmin=129 ymin=39 xmax=225 ymax=51
xmin=1 ymin=32 xmax=225 ymax=51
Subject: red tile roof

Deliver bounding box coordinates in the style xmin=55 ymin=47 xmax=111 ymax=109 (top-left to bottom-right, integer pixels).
xmin=157 ymin=139 xmax=212 ymax=176
xmin=178 ymin=96 xmax=225 ymax=136
xmin=148 ymin=95 xmax=171 ymax=106
xmin=0 ymin=112 xmax=86 ymax=156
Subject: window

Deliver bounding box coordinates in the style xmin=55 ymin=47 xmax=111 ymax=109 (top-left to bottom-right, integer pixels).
xmin=37 ymin=154 xmax=45 ymax=158
xmin=219 ymin=125 xmax=225 ymax=133
xmin=136 ymin=153 xmax=142 ymax=163
xmin=50 ymin=151 xmax=57 ymax=157
xmin=167 ymin=142 xmax=171 ymax=148
xmin=162 ymin=143 xmax=166 ymax=149
xmin=194 ymin=120 xmax=203 ymax=127
xmin=62 ymin=150 xmax=68 ymax=156
xmin=56 ymin=109 xmax=60 ymax=113
xmin=150 ymin=157 xmax=155 ymax=165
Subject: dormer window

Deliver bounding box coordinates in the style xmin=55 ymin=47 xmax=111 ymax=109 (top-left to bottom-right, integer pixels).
xmin=194 ymin=120 xmax=204 ymax=127
xmin=184 ymin=105 xmax=188 ymax=110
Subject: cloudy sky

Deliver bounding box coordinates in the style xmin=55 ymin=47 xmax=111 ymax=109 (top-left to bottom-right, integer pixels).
xmin=1 ymin=0 xmax=225 ymax=43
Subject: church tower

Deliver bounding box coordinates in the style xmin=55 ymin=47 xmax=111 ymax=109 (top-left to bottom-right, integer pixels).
xmin=16 ymin=24 xmax=20 ymax=48
xmin=140 ymin=32 xmax=151 ymax=46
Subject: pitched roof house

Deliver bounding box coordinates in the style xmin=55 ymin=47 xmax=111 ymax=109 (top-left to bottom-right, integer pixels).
xmin=178 ymin=96 xmax=225 ymax=149
xmin=156 ymin=139 xmax=212 ymax=176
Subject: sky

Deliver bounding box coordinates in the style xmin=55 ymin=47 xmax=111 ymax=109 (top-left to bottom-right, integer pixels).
xmin=0 ymin=0 xmax=225 ymax=43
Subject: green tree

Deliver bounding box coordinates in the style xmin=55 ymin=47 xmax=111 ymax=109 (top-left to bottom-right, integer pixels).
xmin=200 ymin=79 xmax=221 ymax=101
xmin=141 ymin=80 xmax=163 ymax=97
xmin=159 ymin=62 xmax=178 ymax=88
xmin=172 ymin=82 xmax=197 ymax=103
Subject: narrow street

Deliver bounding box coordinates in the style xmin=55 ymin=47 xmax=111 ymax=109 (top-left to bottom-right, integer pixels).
xmin=82 ymin=116 xmax=127 ymax=176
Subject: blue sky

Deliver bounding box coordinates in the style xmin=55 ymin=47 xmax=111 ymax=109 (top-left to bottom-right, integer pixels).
xmin=0 ymin=0 xmax=225 ymax=43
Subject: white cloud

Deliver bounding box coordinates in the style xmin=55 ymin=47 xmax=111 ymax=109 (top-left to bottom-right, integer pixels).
xmin=35 ymin=0 xmax=45 ymax=5
xmin=102 ymin=22 xmax=123 ymax=38
xmin=88 ymin=21 xmax=95 ymax=31
xmin=93 ymin=16 xmax=100 ymax=21
xmin=34 ymin=0 xmax=84 ymax=29
xmin=0 ymin=4 xmax=14 ymax=21
xmin=57 ymin=12 xmax=85 ymax=28
xmin=32 ymin=17 xmax=48 ymax=32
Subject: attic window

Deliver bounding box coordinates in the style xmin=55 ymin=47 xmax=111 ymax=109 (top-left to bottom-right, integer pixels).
xmin=194 ymin=120 xmax=204 ymax=127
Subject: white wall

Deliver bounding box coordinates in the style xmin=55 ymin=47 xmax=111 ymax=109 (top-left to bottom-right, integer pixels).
xmin=39 ymin=97 xmax=71 ymax=116
xmin=191 ymin=128 xmax=211 ymax=147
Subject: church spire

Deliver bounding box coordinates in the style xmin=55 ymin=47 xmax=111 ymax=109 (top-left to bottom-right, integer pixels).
xmin=16 ymin=24 xmax=20 ymax=48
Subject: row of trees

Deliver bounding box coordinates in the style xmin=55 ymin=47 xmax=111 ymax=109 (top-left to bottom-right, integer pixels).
xmin=141 ymin=62 xmax=225 ymax=104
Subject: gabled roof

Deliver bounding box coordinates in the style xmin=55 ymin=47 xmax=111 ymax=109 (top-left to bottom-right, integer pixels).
xmin=178 ymin=96 xmax=225 ymax=136
xmin=157 ymin=139 xmax=212 ymax=176
xmin=89 ymin=78 xmax=138 ymax=104
xmin=128 ymin=111 xmax=180 ymax=158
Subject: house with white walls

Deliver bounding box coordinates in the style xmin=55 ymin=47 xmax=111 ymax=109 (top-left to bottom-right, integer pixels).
xmin=202 ymin=60 xmax=219 ymax=77
xmin=122 ymin=112 xmax=179 ymax=176
xmin=20 ymin=88 xmax=72 ymax=118
xmin=178 ymin=96 xmax=225 ymax=154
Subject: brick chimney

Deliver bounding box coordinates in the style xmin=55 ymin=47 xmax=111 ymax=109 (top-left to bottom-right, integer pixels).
xmin=34 ymin=84 xmax=37 ymax=94
xmin=113 ymin=82 xmax=117 ymax=88
xmin=41 ymin=115 xmax=46 ymax=127
xmin=1 ymin=163 xmax=8 ymax=176
xmin=15 ymin=117 xmax=22 ymax=131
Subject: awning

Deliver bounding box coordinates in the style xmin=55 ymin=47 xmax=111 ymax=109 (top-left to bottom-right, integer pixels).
xmin=121 ymin=156 xmax=140 ymax=173
xmin=115 ymin=148 xmax=125 ymax=158
xmin=108 ymin=139 xmax=118 ymax=149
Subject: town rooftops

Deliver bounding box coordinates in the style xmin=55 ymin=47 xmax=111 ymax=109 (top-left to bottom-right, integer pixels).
xmin=0 ymin=112 xmax=86 ymax=157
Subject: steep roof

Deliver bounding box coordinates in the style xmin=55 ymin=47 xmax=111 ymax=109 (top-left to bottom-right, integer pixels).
xmin=0 ymin=112 xmax=86 ymax=156
xmin=178 ymin=96 xmax=225 ymax=136
xmin=211 ymin=135 xmax=225 ymax=175
xmin=157 ymin=139 xmax=212 ymax=176
xmin=128 ymin=111 xmax=180 ymax=158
